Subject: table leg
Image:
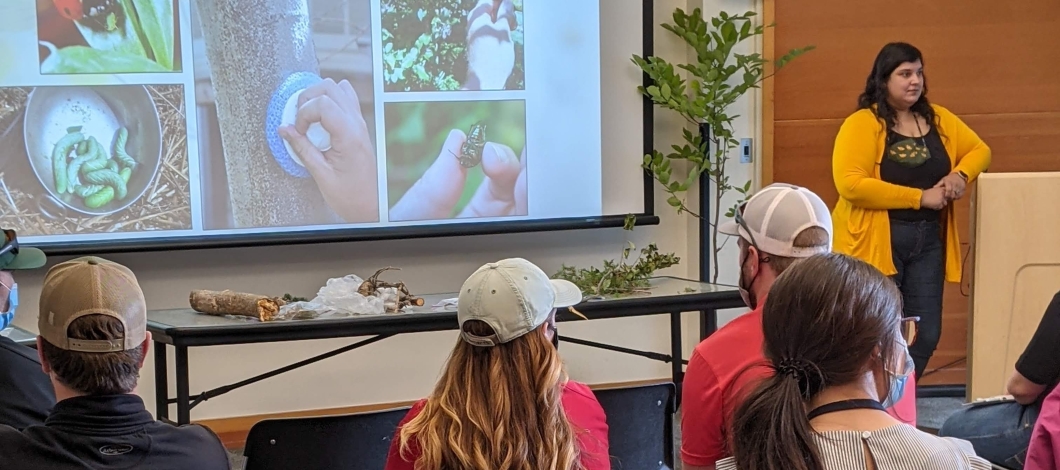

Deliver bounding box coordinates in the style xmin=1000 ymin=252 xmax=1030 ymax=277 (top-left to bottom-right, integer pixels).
xmin=670 ymin=310 xmax=684 ymax=408
xmin=154 ymin=341 xmax=169 ymax=420
xmin=175 ymin=345 xmax=190 ymax=425
xmin=699 ymin=308 xmax=718 ymax=340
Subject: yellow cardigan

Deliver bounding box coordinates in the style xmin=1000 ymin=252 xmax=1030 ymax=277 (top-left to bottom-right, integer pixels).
xmin=830 ymin=104 xmax=991 ymax=283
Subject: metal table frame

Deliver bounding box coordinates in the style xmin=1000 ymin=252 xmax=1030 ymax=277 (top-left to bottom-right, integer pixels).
xmin=148 ymin=276 xmax=743 ymax=425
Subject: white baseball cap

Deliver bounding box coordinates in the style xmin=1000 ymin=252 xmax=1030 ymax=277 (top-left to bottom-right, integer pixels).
xmin=718 ymin=183 xmax=833 ymax=258
xmin=458 ymin=258 xmax=582 ymax=347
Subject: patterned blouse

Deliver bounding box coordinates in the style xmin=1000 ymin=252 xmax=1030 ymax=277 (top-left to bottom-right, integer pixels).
xmin=715 ymin=424 xmax=993 ymax=470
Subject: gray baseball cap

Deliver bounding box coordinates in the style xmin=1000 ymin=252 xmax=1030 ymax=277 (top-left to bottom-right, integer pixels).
xmin=458 ymin=258 xmax=582 ymax=347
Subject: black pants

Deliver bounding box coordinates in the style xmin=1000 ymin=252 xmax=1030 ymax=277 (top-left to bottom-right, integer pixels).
xmin=889 ymin=218 xmax=945 ymax=381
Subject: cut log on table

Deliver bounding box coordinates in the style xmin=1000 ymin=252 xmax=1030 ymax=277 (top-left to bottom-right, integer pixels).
xmin=189 ymin=290 xmax=286 ymax=322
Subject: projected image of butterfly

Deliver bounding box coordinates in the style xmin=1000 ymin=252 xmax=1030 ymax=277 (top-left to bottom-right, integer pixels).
xmin=380 ymin=0 xmax=524 ymax=92
xmin=36 ymin=0 xmax=182 ymax=74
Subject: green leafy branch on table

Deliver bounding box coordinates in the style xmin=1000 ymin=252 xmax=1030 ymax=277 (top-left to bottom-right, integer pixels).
xmin=554 ymin=217 xmax=681 ymax=297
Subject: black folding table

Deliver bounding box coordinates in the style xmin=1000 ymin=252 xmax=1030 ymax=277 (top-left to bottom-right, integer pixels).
xmin=147 ymin=276 xmax=743 ymax=424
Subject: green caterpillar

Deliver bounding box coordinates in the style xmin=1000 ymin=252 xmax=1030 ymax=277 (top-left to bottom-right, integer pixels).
xmin=107 ymin=160 xmax=119 ymax=173
xmin=51 ymin=131 xmax=84 ymax=194
xmin=75 ymin=184 xmax=104 ymax=198
xmin=83 ymin=169 xmax=127 ymax=200
xmin=76 ymin=140 xmax=90 ymax=156
xmin=84 ymin=186 xmax=115 ymax=209
xmin=113 ymin=127 xmax=137 ymax=170
xmin=120 ymin=167 xmax=131 ymax=183
xmin=66 ymin=137 xmax=107 ymax=193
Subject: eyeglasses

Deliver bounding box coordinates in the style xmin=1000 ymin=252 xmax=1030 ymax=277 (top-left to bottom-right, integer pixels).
xmin=734 ymin=202 xmax=762 ymax=252
xmin=901 ymin=316 xmax=920 ymax=346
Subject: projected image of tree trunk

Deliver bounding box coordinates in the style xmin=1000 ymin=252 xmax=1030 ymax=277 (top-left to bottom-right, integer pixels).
xmin=194 ymin=0 xmax=379 ymax=228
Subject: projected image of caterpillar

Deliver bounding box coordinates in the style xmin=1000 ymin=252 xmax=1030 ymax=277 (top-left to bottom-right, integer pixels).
xmin=0 ymin=84 xmax=191 ymax=236
xmin=385 ymin=100 xmax=527 ymax=222
xmin=381 ymin=0 xmax=524 ymax=91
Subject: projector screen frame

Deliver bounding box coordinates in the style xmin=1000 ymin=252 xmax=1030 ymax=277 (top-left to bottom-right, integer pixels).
xmin=31 ymin=0 xmax=659 ymax=256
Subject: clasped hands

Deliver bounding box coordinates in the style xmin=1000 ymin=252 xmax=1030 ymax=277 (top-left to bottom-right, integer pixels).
xmin=920 ymin=172 xmax=967 ymax=210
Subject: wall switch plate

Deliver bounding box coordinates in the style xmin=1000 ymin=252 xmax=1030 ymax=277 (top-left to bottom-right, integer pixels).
xmin=739 ymin=138 xmax=753 ymax=163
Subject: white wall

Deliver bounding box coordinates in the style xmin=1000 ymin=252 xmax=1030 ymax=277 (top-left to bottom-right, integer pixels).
xmin=10 ymin=0 xmax=760 ymax=421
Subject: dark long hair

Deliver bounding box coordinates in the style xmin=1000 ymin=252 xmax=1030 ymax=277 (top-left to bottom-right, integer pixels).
xmin=729 ymin=253 xmax=903 ymax=470
xmin=857 ymin=42 xmax=937 ymax=133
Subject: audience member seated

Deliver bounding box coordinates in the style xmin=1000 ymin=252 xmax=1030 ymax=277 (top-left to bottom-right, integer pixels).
xmin=716 ymin=253 xmax=990 ymax=470
xmin=0 ymin=229 xmax=54 ymax=430
xmin=0 ymin=256 xmax=230 ymax=470
xmin=1025 ymin=381 xmax=1060 ymax=469
xmin=384 ymin=257 xmax=610 ymax=470
xmin=680 ymin=183 xmax=917 ymax=470
xmin=939 ymin=289 xmax=1060 ymax=469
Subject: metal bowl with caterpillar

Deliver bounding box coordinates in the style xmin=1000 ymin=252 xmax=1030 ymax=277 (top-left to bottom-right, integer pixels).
xmin=23 ymin=85 xmax=162 ymax=218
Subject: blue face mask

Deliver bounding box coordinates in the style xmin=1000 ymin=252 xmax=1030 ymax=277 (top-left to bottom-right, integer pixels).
xmin=881 ymin=347 xmax=915 ymax=408
xmin=0 ymin=283 xmax=16 ymax=330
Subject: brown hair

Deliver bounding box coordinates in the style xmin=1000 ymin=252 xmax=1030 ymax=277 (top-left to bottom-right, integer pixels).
xmin=39 ymin=315 xmax=145 ymax=395
xmin=758 ymin=226 xmax=831 ymax=274
xmin=729 ymin=253 xmax=902 ymax=470
xmin=398 ymin=320 xmax=586 ymax=470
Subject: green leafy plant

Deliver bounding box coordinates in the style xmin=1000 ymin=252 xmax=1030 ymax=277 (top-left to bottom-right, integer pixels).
xmin=554 ymin=240 xmax=681 ymax=298
xmin=631 ymin=8 xmax=813 ymax=283
xmin=40 ymin=0 xmax=177 ymax=74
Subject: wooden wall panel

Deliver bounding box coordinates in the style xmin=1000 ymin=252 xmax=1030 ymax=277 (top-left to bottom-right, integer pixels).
xmin=772 ymin=1 xmax=1060 ymax=121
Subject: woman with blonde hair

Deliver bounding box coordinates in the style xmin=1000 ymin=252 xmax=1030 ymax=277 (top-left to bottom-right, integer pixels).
xmin=383 ymin=258 xmax=610 ymax=470
xmin=716 ymin=253 xmax=990 ymax=470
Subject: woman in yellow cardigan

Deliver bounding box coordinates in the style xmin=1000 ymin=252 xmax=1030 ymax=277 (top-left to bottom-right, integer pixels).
xmin=831 ymin=42 xmax=991 ymax=381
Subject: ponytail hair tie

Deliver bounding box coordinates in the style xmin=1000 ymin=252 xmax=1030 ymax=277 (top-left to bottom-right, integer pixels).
xmin=773 ymin=358 xmax=823 ymax=398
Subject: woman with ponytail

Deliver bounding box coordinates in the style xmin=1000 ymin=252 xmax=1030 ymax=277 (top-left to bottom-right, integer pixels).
xmin=716 ymin=253 xmax=989 ymax=470
xmin=383 ymin=258 xmax=610 ymax=470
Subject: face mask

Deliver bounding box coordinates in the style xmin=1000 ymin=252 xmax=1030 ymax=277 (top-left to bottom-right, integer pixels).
xmin=0 ymin=283 xmax=16 ymax=330
xmin=737 ymin=248 xmax=759 ymax=309
xmin=881 ymin=347 xmax=915 ymax=408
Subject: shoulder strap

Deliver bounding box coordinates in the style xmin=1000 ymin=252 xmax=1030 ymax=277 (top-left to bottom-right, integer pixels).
xmin=807 ymin=399 xmax=886 ymax=421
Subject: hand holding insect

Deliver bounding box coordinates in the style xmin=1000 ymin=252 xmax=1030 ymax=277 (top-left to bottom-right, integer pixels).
xmin=279 ymin=78 xmax=379 ymax=224
xmin=389 ymin=128 xmax=527 ymax=221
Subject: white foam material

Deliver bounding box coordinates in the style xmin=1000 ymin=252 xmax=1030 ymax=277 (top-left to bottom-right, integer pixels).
xmin=281 ymin=88 xmax=332 ymax=167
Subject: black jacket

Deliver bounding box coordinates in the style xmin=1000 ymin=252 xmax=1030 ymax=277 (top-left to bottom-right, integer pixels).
xmin=0 ymin=336 xmax=54 ymax=429
xmin=0 ymin=394 xmax=229 ymax=470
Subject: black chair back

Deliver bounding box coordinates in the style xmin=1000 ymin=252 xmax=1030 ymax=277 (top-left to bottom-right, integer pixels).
xmin=594 ymin=382 xmax=676 ymax=470
xmin=243 ymin=406 xmax=410 ymax=470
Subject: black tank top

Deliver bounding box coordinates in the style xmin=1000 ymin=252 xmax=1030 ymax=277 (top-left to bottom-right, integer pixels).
xmin=879 ymin=126 xmax=950 ymax=222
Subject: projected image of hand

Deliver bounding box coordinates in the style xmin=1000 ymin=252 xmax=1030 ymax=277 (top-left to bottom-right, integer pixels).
xmin=278 ymin=78 xmax=380 ymax=223
xmin=389 ymin=129 xmax=527 ymax=221
xmin=463 ymin=0 xmax=517 ymax=90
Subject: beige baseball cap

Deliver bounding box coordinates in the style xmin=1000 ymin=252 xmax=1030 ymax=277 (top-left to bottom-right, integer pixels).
xmin=458 ymin=258 xmax=582 ymax=347
xmin=38 ymin=256 xmax=147 ymax=353
xmin=718 ymin=182 xmax=833 ymax=258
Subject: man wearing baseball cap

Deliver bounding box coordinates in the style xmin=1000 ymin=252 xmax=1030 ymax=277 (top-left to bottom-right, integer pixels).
xmin=0 ymin=229 xmax=55 ymax=430
xmin=0 ymin=256 xmax=229 ymax=470
xmin=385 ymin=258 xmax=610 ymax=469
xmin=679 ymin=183 xmax=917 ymax=470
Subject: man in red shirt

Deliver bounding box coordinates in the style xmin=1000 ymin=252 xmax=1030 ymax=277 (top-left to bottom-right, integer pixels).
xmin=680 ymin=183 xmax=918 ymax=470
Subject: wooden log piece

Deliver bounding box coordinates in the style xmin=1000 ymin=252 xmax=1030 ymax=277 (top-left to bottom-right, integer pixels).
xmin=189 ymin=289 xmax=286 ymax=322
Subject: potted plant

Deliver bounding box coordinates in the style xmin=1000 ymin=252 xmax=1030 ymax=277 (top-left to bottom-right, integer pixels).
xmin=632 ymin=8 xmax=813 ymax=283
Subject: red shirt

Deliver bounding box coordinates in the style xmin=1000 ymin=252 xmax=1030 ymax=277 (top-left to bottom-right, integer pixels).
xmin=1026 ymin=385 xmax=1060 ymax=469
xmin=680 ymin=306 xmax=918 ymax=467
xmin=384 ymin=380 xmax=610 ymax=470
